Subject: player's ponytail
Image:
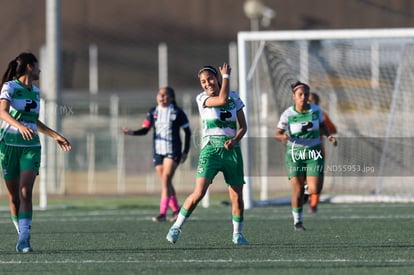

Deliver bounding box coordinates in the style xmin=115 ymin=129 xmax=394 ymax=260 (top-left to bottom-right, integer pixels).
xmin=2 ymin=52 xmax=38 ymax=85
xmin=2 ymin=59 xmax=18 ymax=85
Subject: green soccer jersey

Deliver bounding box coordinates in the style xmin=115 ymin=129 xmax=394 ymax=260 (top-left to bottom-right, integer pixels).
xmin=196 ymin=91 xmax=245 ymax=148
xmin=0 ymin=80 xmax=41 ymax=146
xmin=277 ymin=104 xmax=324 ymax=150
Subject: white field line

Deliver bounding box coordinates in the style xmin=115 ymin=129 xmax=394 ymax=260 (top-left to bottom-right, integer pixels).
xmin=0 ymin=258 xmax=414 ymax=265
xmin=1 ymin=214 xmax=414 ymax=224
xmin=1 ymin=211 xmax=414 ymax=224
xmin=0 ymin=258 xmax=413 ymax=265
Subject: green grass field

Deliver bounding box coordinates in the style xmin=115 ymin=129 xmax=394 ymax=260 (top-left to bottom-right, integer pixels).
xmin=0 ymin=195 xmax=413 ymax=275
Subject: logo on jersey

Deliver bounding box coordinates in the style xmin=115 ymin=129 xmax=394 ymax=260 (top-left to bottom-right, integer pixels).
xmin=219 ymin=110 xmax=232 ymax=121
xmin=197 ymin=166 xmax=204 ymax=174
xmin=24 ymin=100 xmax=38 ymax=112
xmin=300 ymin=121 xmax=313 ymax=133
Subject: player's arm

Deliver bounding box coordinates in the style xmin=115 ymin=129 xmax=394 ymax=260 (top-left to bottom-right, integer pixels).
xmin=181 ymin=126 xmax=191 ymax=163
xmin=204 ymin=63 xmax=231 ymax=107
xmin=224 ymin=108 xmax=247 ymax=150
xmin=275 ymin=111 xmax=290 ymax=144
xmin=320 ymin=122 xmax=337 ymax=146
xmin=0 ymin=98 xmax=34 ymax=140
xmin=122 ymin=116 xmax=152 ymax=136
xmin=122 ymin=127 xmax=150 ymax=136
xmin=37 ymin=120 xmax=72 ymax=151
xmin=324 ymin=113 xmax=337 ymax=135
xmin=182 ymin=126 xmax=191 ymax=154
xmin=274 ymin=128 xmax=289 ymax=144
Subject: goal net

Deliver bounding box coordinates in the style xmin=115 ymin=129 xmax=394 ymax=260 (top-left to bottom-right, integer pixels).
xmin=237 ymin=28 xmax=414 ymax=208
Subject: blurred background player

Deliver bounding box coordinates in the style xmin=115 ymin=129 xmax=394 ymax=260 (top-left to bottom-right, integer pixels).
xmin=274 ymin=81 xmax=337 ymax=231
xmin=122 ymin=86 xmax=191 ymax=222
xmin=307 ymin=92 xmax=337 ymax=213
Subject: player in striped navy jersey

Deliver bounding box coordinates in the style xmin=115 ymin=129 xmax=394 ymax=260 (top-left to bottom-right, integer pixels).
xmin=122 ymin=87 xmax=191 ymax=223
xmin=0 ymin=52 xmax=72 ymax=252
xmin=166 ymin=63 xmax=249 ymax=245
xmin=275 ymin=81 xmax=337 ymax=231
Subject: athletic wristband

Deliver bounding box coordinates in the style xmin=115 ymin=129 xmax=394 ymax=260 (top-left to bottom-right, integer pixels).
xmin=222 ymin=74 xmax=230 ymax=79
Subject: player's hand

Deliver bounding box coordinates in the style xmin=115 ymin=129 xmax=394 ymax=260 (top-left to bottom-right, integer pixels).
xmin=328 ymin=135 xmax=337 ymax=146
xmin=219 ymin=63 xmax=231 ymax=77
xmin=280 ymin=134 xmax=290 ymax=144
xmin=18 ymin=125 xmax=35 ymax=140
xmin=121 ymin=127 xmax=132 ymax=135
xmin=224 ymin=139 xmax=235 ymax=150
xmin=56 ymin=135 xmax=72 ymax=151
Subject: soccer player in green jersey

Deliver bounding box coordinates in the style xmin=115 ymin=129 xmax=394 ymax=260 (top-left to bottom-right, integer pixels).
xmin=274 ymin=81 xmax=337 ymax=231
xmin=0 ymin=52 xmax=72 ymax=252
xmin=166 ymin=63 xmax=249 ymax=245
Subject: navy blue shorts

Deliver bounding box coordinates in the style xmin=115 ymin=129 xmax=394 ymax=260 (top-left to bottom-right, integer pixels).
xmin=153 ymin=153 xmax=181 ymax=166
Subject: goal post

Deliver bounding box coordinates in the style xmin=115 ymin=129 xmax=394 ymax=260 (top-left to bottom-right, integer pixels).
xmin=238 ymin=28 xmax=414 ymax=208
